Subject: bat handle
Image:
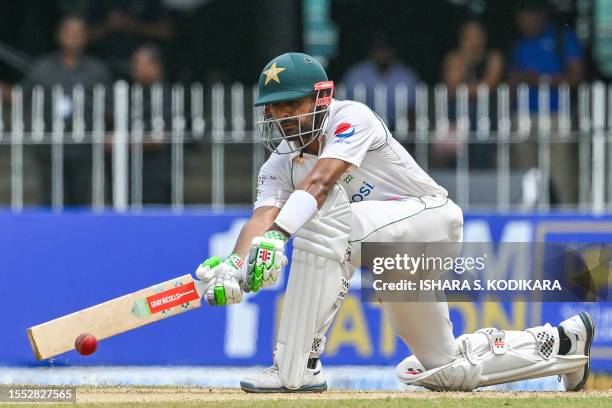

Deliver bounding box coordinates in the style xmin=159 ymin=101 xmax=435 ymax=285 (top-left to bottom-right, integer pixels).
xmin=194 ymin=278 xmax=207 ymax=299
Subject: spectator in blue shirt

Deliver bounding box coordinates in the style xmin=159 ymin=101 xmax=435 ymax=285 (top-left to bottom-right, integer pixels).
xmin=508 ymin=0 xmax=585 ymax=112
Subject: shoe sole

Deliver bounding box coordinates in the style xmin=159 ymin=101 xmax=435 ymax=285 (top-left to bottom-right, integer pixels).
xmin=240 ymin=381 xmax=327 ymax=393
xmin=573 ymin=311 xmax=595 ymax=391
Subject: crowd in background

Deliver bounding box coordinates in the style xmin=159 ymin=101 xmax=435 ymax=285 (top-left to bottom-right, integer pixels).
xmin=0 ymin=0 xmax=594 ymax=207
xmin=8 ymin=13 xmax=173 ymax=205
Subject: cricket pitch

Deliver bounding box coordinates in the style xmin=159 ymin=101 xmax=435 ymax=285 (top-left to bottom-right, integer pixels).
xmin=0 ymin=386 xmax=611 ymax=407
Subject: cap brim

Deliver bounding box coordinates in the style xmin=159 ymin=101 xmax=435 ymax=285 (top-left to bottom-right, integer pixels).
xmin=253 ymin=89 xmax=313 ymax=107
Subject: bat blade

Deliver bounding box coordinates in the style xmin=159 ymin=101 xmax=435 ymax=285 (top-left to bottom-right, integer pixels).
xmin=27 ymin=274 xmax=204 ymax=360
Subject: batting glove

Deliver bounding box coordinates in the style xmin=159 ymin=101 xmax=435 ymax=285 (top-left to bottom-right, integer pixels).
xmin=196 ymin=254 xmax=244 ymax=306
xmin=243 ymin=230 xmax=288 ymax=293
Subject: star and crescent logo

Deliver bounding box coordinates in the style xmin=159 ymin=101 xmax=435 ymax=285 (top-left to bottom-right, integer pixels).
xmin=263 ymin=62 xmax=285 ymax=85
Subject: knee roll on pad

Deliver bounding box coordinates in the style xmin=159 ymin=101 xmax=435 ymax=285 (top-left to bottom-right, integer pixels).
xmin=397 ymin=325 xmax=589 ymax=391
xmin=276 ymin=185 xmax=353 ymax=389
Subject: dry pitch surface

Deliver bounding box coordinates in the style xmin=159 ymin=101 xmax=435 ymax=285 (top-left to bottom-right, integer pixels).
xmin=0 ymin=387 xmax=611 ymax=407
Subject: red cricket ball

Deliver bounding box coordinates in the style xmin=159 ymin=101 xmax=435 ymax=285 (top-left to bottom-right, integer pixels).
xmin=75 ymin=333 xmax=98 ymax=356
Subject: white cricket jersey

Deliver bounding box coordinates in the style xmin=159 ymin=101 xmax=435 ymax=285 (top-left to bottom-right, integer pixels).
xmin=254 ymin=99 xmax=447 ymax=209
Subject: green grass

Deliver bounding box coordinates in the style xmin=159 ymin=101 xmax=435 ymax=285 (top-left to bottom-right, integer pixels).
xmin=1 ymin=383 xmax=611 ymax=408
xmin=2 ymin=396 xmax=611 ymax=408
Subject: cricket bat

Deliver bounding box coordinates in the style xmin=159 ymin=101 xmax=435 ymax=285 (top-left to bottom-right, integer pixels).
xmin=27 ymin=274 xmax=205 ymax=360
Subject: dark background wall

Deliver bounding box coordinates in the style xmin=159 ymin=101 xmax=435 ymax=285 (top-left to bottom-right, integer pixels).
xmin=0 ymin=0 xmax=584 ymax=85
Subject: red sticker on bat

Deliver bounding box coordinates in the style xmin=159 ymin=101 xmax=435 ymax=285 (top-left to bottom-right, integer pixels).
xmin=146 ymin=282 xmax=199 ymax=314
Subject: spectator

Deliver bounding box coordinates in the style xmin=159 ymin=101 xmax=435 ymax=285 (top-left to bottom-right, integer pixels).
xmin=85 ymin=0 xmax=174 ymax=78
xmin=508 ymin=0 xmax=584 ymax=206
xmin=342 ymin=33 xmax=419 ymax=128
xmin=128 ymin=44 xmax=172 ymax=204
xmin=433 ymin=19 xmax=504 ymax=169
xmin=443 ymin=19 xmax=504 ymax=100
xmin=508 ymin=0 xmax=584 ymax=112
xmin=21 ymin=15 xmax=112 ymax=207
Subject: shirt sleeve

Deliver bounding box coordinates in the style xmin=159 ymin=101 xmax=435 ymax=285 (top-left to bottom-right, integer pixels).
xmin=96 ymin=61 xmax=113 ymax=87
xmin=510 ymin=43 xmax=521 ymax=70
xmin=21 ymin=59 xmax=48 ymax=91
xmin=563 ymin=29 xmax=583 ymax=62
xmin=253 ymin=154 xmax=294 ymax=209
xmin=319 ymin=103 xmax=386 ymax=167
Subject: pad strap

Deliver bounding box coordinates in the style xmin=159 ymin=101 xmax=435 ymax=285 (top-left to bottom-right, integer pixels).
xmin=307 ymin=357 xmax=319 ymax=369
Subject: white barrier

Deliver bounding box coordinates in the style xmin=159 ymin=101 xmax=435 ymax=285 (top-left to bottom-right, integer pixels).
xmin=0 ymin=81 xmax=609 ymax=211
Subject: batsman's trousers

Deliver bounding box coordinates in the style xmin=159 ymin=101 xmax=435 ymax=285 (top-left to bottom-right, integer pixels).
xmin=348 ymin=195 xmax=464 ymax=369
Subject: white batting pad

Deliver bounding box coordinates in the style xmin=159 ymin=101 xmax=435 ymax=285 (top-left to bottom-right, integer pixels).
xmin=397 ymin=324 xmax=589 ymax=391
xmin=276 ymin=185 xmax=353 ymax=389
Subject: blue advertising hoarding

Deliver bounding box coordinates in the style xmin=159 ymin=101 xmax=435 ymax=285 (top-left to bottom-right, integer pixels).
xmin=0 ymin=210 xmax=610 ymax=372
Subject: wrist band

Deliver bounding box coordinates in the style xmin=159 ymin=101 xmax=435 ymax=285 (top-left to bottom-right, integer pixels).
xmin=275 ymin=190 xmax=318 ymax=235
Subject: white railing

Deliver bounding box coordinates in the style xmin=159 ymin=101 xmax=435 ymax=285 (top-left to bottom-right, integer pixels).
xmin=0 ymin=80 xmax=610 ymax=213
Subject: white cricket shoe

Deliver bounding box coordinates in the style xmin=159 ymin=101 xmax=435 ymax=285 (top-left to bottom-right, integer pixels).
xmin=559 ymin=311 xmax=595 ymax=391
xmin=240 ymin=359 xmax=327 ymax=393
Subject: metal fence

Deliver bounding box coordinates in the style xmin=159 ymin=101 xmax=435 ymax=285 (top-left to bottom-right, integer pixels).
xmin=0 ymin=80 xmax=610 ymax=212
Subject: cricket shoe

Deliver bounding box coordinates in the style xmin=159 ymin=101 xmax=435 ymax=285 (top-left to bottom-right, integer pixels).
xmin=240 ymin=358 xmax=327 ymax=393
xmin=559 ymin=311 xmax=595 ymax=391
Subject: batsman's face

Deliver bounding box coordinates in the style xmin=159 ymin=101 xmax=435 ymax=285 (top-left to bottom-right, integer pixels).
xmin=269 ymin=95 xmax=316 ymax=136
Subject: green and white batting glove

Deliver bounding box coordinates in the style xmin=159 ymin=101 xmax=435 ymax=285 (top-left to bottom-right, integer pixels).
xmin=195 ymin=254 xmax=244 ymax=306
xmin=243 ymin=230 xmax=288 ymax=293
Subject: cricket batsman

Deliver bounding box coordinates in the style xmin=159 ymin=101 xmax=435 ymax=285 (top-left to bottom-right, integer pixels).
xmin=195 ymin=52 xmax=594 ymax=393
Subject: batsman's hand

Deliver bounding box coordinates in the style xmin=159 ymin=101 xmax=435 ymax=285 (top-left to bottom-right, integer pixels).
xmin=243 ymin=231 xmax=288 ymax=293
xmin=195 ymin=254 xmax=244 ymax=306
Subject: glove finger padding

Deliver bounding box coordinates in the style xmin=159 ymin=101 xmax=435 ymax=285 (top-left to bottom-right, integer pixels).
xmin=204 ymin=273 xmax=243 ymax=306
xmin=244 ymin=237 xmax=286 ymax=293
xmin=198 ymin=254 xmax=245 ymax=306
xmin=261 ymin=254 xmax=288 ymax=288
xmin=243 ymin=245 xmax=258 ymax=293
xmin=195 ymin=256 xmax=222 ymax=283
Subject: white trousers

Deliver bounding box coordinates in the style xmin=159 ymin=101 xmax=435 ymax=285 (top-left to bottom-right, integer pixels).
xmin=348 ymin=195 xmax=464 ymax=369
